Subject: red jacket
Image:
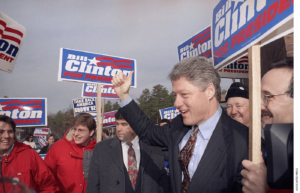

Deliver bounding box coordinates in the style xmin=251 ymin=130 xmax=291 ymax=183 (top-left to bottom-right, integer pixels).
xmin=44 ymin=131 xmax=96 ymax=193
xmin=0 ymin=142 xmax=59 ymax=193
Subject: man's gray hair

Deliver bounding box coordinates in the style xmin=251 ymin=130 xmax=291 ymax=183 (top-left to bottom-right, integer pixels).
xmin=168 ymin=56 xmax=221 ymax=102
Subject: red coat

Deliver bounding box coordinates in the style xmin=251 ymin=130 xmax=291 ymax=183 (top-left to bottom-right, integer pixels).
xmin=0 ymin=142 xmax=59 ymax=193
xmin=44 ymin=131 xmax=96 ymax=193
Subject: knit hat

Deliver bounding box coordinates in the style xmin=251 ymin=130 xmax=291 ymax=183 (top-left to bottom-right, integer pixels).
xmin=225 ymin=82 xmax=249 ymax=102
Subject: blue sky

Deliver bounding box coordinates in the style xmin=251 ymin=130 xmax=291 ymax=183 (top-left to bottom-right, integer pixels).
xmin=2 ymin=0 xmax=237 ymax=113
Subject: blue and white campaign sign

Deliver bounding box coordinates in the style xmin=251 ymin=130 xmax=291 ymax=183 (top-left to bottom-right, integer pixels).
xmin=88 ymin=112 xmax=97 ymax=124
xmin=159 ymin=107 xmax=180 ymax=121
xmin=0 ymin=98 xmax=47 ymax=127
xmin=72 ymin=97 xmax=97 ymax=115
xmin=178 ymin=26 xmax=249 ymax=78
xmin=0 ymin=12 xmax=26 ymax=73
xmin=40 ymin=154 xmax=46 ymax=160
xmin=81 ymin=83 xmax=118 ymax=99
xmin=103 ymin=110 xmax=117 ymax=128
xmin=58 ymin=48 xmax=137 ymax=87
xmin=178 ymin=26 xmax=212 ymax=61
xmin=218 ymin=56 xmax=249 ymax=78
xmin=212 ymin=0 xmax=293 ymax=69
xmin=34 ymin=128 xmax=49 ymax=136
xmin=38 ymin=136 xmax=48 ymax=147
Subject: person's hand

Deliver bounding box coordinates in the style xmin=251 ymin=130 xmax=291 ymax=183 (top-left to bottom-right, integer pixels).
xmin=241 ymin=153 xmax=269 ymax=193
xmin=111 ymin=71 xmax=134 ymax=101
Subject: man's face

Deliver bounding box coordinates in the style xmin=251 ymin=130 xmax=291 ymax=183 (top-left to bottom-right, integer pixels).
xmin=116 ymin=119 xmax=137 ymax=142
xmin=172 ymin=76 xmax=213 ymax=126
xmin=227 ymin=97 xmax=250 ymax=127
xmin=0 ymin=121 xmax=14 ymax=153
xmin=261 ymin=68 xmax=293 ymax=128
xmin=72 ymin=125 xmax=94 ymax=146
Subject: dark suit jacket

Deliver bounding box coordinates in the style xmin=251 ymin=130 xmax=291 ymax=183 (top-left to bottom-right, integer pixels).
xmin=118 ymin=100 xmax=249 ymax=193
xmin=86 ymin=137 xmax=170 ymax=193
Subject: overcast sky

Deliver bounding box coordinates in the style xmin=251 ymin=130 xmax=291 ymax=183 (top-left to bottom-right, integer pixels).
xmin=1 ymin=0 xmax=238 ymax=113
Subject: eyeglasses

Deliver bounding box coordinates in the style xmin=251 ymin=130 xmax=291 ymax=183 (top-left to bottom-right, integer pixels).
xmin=71 ymin=127 xmax=89 ymax=135
xmin=261 ymin=92 xmax=290 ymax=106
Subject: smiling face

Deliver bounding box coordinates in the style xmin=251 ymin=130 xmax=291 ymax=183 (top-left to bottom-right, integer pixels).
xmin=72 ymin=125 xmax=94 ymax=147
xmin=226 ymin=97 xmax=250 ymax=127
xmin=0 ymin=121 xmax=15 ymax=156
xmin=172 ymin=76 xmax=216 ymax=126
xmin=116 ymin=119 xmax=137 ymax=143
xmin=261 ymin=68 xmax=293 ymax=128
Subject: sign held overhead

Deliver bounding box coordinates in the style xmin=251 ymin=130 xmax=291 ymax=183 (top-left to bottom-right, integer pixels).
xmin=212 ymin=0 xmax=293 ymax=69
xmin=58 ymin=48 xmax=137 ymax=87
xmin=0 ymin=98 xmax=47 ymax=127
xmin=0 ymin=12 xmax=26 ymax=73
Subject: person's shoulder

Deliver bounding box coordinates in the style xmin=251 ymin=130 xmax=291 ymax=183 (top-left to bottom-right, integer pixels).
xmin=168 ymin=114 xmax=184 ymax=130
xmin=95 ymin=138 xmax=115 ymax=148
xmin=50 ymin=138 xmax=69 ymax=150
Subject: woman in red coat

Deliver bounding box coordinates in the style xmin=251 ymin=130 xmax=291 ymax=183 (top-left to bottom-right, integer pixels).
xmin=0 ymin=115 xmax=59 ymax=193
xmin=44 ymin=113 xmax=96 ymax=193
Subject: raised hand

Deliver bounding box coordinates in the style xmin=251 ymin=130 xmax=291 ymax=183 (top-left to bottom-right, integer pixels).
xmin=111 ymin=71 xmax=134 ymax=101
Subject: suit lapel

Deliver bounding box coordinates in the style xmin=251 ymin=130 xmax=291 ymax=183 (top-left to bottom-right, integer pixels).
xmin=188 ymin=111 xmax=231 ymax=193
xmin=172 ymin=124 xmax=192 ymax=193
xmin=135 ymin=140 xmax=151 ymax=191
xmin=108 ymin=137 xmax=124 ymax=172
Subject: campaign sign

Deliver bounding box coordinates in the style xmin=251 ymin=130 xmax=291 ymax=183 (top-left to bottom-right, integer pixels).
xmin=58 ymin=48 xmax=137 ymax=87
xmin=72 ymin=97 xmax=97 ymax=115
xmin=38 ymin=136 xmax=48 ymax=147
xmin=218 ymin=55 xmax=249 ymax=78
xmin=212 ymin=0 xmax=293 ymax=69
xmin=0 ymin=12 xmax=26 ymax=73
xmin=88 ymin=112 xmax=97 ymax=124
xmin=103 ymin=110 xmax=117 ymax=128
xmin=177 ymin=26 xmax=249 ymax=78
xmin=81 ymin=83 xmax=118 ymax=99
xmin=40 ymin=154 xmax=46 ymax=160
xmin=178 ymin=26 xmax=212 ymax=61
xmin=0 ymin=98 xmax=47 ymax=127
xmin=34 ymin=128 xmax=49 ymax=136
xmin=159 ymin=107 xmax=180 ymax=121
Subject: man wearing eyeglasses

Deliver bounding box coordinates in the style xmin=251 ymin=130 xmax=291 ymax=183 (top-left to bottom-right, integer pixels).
xmin=45 ymin=113 xmax=96 ymax=193
xmin=241 ymin=58 xmax=294 ymax=193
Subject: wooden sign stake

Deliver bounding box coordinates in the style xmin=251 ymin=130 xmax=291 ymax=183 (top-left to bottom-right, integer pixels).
xmin=96 ymin=84 xmax=103 ymax=142
xmin=102 ymin=98 xmax=105 ymax=138
xmin=248 ymin=42 xmax=261 ymax=164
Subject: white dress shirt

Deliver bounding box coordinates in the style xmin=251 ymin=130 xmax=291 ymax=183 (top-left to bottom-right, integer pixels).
xmin=121 ymin=136 xmax=141 ymax=170
xmin=179 ymin=106 xmax=222 ymax=180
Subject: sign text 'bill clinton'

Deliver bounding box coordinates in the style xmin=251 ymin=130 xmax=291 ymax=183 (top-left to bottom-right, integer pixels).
xmin=58 ymin=48 xmax=137 ymax=87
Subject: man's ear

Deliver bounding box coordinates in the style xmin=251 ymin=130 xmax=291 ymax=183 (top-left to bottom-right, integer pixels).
xmin=205 ymin=83 xmax=216 ymax=100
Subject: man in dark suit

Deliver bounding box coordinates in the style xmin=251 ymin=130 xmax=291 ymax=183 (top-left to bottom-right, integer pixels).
xmin=111 ymin=56 xmax=249 ymax=193
xmin=86 ymin=112 xmax=170 ymax=193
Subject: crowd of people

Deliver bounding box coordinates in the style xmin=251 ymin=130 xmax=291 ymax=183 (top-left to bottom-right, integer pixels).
xmin=0 ymin=56 xmax=293 ymax=193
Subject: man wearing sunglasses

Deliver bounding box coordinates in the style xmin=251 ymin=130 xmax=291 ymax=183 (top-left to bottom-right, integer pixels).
xmin=45 ymin=113 xmax=96 ymax=193
xmin=241 ymin=58 xmax=293 ymax=193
